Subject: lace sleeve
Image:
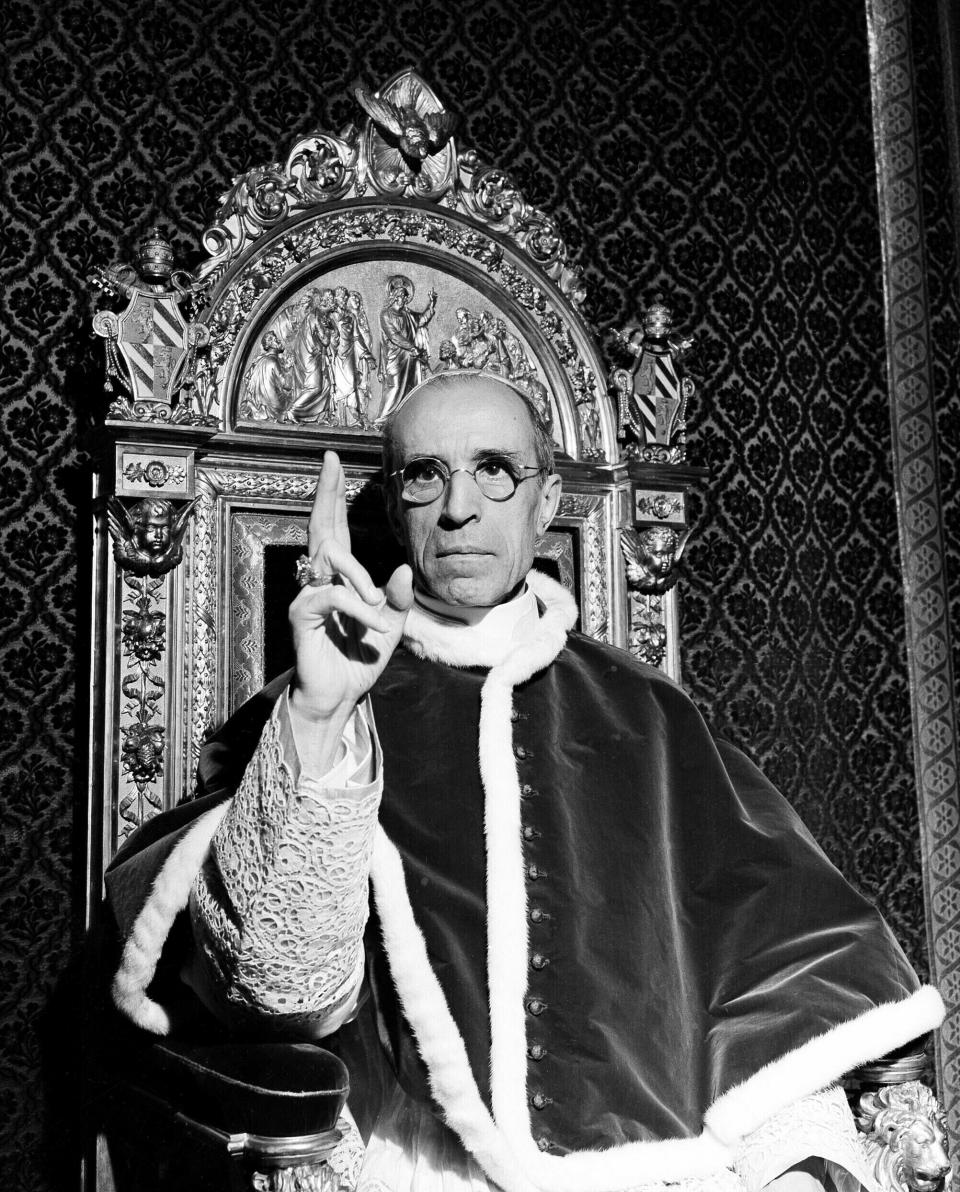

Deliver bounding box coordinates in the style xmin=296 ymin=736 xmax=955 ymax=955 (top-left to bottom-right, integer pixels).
xmin=734 ymin=1086 xmax=879 ymax=1192
xmin=190 ymin=698 xmax=381 ymax=1032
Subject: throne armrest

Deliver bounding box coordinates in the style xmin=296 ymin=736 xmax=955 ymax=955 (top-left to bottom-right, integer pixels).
xmin=99 ymin=1037 xmax=352 ymax=1192
xmin=846 ymin=1045 xmax=952 ymax=1192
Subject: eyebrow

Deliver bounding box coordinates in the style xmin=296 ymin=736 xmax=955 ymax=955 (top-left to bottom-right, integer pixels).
xmin=402 ymin=448 xmax=528 ymax=466
xmin=473 ymin=448 xmax=526 ymax=465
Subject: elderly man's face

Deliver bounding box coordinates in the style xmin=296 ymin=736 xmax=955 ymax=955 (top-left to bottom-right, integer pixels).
xmin=388 ymin=378 xmax=561 ymax=605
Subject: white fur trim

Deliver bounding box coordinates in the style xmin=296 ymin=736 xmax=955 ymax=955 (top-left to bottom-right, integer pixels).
xmin=111 ymin=802 xmax=230 ymax=1034
xmin=372 ymin=821 xmax=733 ymax=1190
xmin=402 ymin=572 xmax=578 ymax=669
xmin=370 ymin=831 xmax=539 ymax=1192
xmin=479 ymin=579 xmax=735 ymax=1188
xmin=373 ymin=570 xmax=944 ymax=1190
xmin=704 ymin=984 xmax=945 ymax=1144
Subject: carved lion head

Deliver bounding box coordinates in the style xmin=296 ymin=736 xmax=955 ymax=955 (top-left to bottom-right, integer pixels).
xmin=858 ymin=1082 xmax=952 ymax=1192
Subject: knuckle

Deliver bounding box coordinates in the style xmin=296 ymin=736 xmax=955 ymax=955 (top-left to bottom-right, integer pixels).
xmin=314 ymin=534 xmax=340 ymax=561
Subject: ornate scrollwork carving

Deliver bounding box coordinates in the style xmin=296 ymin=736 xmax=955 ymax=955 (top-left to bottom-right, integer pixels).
xmin=855 ymin=1082 xmax=952 ymax=1192
xmin=89 ymin=73 xmax=612 ymax=457
xmin=122 ymin=606 xmax=165 ymax=663
xmin=106 ymin=496 xmax=196 ymax=578
xmin=122 ymin=459 xmax=187 ymax=488
xmin=628 ymin=593 xmax=669 ymax=670
xmin=203 ymin=202 xmax=604 ymax=457
xmin=200 ymin=165 xmax=299 ymax=283
xmin=188 ymin=69 xmax=584 ymax=308
xmin=288 ymin=131 xmax=360 ymax=205
xmin=458 ymin=159 xmax=586 ymax=305
xmin=635 ymin=493 xmax=683 ymax=521
xmin=612 ymin=297 xmax=694 ymax=462
xmin=117 ymin=572 xmax=167 ymax=837
xmin=558 ymin=493 xmax=609 ymax=642
xmin=249 ymin=1162 xmax=338 ymax=1192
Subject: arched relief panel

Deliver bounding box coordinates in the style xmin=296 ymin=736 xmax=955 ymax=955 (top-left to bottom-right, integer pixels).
xmin=198 ymin=201 xmax=615 ymax=462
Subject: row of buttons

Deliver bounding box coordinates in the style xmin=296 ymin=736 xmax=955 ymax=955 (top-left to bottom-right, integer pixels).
xmin=515 ymin=723 xmax=554 ymax=1151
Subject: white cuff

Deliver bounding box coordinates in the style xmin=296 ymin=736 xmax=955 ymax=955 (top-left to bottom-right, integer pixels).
xmin=735 ymin=1087 xmax=877 ymax=1192
xmin=279 ymin=689 xmax=378 ymax=792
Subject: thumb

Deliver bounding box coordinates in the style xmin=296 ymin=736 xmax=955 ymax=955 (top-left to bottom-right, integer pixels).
xmin=381 ymin=564 xmax=414 ymax=633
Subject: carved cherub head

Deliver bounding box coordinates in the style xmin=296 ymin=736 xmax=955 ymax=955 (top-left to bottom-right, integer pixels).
xmin=107 ymin=496 xmax=197 ymax=577
xmin=640 ymin=527 xmax=678 ymax=578
xmin=131 ymin=499 xmax=174 ymax=557
xmin=621 ymin=526 xmax=682 ymax=594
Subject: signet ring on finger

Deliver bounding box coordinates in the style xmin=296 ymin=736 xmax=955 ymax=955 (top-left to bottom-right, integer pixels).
xmin=296 ymin=554 xmax=336 ymax=588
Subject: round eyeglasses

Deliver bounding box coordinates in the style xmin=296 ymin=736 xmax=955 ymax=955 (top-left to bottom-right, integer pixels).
xmin=389 ymin=456 xmax=547 ymax=504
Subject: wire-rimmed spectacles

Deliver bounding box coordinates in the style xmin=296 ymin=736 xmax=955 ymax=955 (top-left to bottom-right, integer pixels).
xmin=389 ymin=456 xmax=547 ymax=504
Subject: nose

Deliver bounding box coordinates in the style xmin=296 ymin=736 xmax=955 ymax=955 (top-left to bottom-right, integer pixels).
xmin=439 ymin=468 xmax=483 ymax=526
xmin=918 ymin=1160 xmax=951 ymax=1182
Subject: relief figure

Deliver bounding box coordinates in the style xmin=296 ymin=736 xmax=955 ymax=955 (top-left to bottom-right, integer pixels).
xmin=330 ymin=286 xmax=376 ymax=428
xmin=376 ymin=275 xmax=437 ymax=422
xmin=287 ymin=288 xmax=337 ymax=423
xmin=243 ymin=331 xmax=292 ymax=421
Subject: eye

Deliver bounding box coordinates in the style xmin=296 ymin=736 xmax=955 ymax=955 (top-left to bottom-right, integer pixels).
xmin=403 ymin=458 xmax=446 ymax=484
xmin=475 ymin=456 xmax=516 ymax=481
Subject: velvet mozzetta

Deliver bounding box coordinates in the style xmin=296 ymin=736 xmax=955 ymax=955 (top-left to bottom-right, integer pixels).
xmin=105 ymin=576 xmax=943 ymax=1191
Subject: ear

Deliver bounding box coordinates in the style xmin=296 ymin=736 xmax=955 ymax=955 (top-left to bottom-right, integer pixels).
xmin=536 ymin=472 xmax=562 ymax=536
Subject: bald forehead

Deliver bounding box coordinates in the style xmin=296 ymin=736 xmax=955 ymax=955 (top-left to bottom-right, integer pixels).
xmin=390 ymin=375 xmax=536 ymax=448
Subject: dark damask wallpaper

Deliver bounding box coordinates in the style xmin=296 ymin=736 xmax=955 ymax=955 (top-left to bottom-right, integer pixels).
xmin=1 ymin=0 xmax=957 ymax=1188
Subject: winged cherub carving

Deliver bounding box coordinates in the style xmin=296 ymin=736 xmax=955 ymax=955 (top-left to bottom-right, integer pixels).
xmin=106 ymin=497 xmax=197 ymax=577
xmin=354 ymin=85 xmax=456 ymax=163
xmin=621 ymin=526 xmax=683 ymax=595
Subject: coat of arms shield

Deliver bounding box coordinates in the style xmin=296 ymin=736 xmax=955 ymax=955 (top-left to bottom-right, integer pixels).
xmin=115 ymin=289 xmax=189 ymax=404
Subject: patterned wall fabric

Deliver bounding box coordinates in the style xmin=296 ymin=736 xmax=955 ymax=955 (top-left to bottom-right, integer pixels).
xmin=1 ymin=0 xmax=954 ymax=1187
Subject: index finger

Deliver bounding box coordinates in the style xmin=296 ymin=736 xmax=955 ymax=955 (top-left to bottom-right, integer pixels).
xmin=307 ymin=450 xmax=349 ymax=556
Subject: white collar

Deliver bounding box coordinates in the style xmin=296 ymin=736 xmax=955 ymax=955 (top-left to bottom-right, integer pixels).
xmin=402 ymin=571 xmax=578 ymax=669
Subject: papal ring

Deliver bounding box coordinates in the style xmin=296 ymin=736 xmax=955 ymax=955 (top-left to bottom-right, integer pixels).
xmin=295 ymin=554 xmax=335 ymax=588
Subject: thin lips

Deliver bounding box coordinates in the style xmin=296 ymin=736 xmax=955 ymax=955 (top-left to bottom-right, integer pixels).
xmin=436 ymin=546 xmax=491 ymax=556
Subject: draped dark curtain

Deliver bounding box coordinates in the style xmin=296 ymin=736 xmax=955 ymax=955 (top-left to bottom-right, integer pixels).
xmin=1 ymin=0 xmax=957 ymax=1187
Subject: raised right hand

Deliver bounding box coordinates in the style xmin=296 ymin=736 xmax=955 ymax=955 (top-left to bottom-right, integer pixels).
xmin=288 ymin=450 xmax=413 ymax=773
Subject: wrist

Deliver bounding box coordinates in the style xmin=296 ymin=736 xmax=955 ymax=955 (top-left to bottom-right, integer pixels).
xmin=288 ymin=686 xmax=356 ymax=777
xmin=288 ymin=682 xmax=355 ymax=726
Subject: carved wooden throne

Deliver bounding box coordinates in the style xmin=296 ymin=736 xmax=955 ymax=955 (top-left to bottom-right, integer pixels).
xmin=86 ymin=69 xmax=944 ymax=1192
xmin=88 ymin=68 xmax=701 ymax=856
